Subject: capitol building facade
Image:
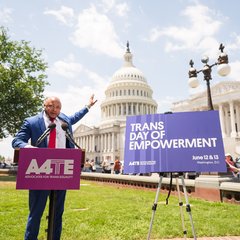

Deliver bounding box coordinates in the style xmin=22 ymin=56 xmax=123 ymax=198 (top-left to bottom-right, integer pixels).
xmin=171 ymin=81 xmax=240 ymax=158
xmin=73 ymin=43 xmax=158 ymax=164
xmin=73 ymin=43 xmax=240 ymax=164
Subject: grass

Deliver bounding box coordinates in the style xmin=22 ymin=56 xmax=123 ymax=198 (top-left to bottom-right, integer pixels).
xmin=0 ymin=175 xmax=240 ymax=239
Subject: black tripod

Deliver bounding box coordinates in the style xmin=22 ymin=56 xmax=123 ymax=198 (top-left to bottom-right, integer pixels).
xmin=147 ymin=172 xmax=197 ymax=240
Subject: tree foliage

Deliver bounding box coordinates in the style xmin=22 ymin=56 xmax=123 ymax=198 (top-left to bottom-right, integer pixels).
xmin=0 ymin=27 xmax=48 ymax=138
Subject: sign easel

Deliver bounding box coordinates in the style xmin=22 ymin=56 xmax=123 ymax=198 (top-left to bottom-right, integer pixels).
xmin=123 ymin=111 xmax=227 ymax=239
xmin=147 ymin=172 xmax=196 ymax=240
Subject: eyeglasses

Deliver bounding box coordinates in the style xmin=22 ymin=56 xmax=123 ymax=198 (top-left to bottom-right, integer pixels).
xmin=45 ymin=105 xmax=61 ymax=110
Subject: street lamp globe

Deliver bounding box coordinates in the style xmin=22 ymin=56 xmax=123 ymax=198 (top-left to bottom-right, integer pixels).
xmin=201 ymin=55 xmax=209 ymax=64
xmin=188 ymin=43 xmax=230 ymax=111
xmin=188 ymin=60 xmax=199 ymax=88
xmin=188 ymin=74 xmax=199 ymax=88
xmin=217 ymin=63 xmax=231 ymax=76
xmin=217 ymin=45 xmax=231 ymax=76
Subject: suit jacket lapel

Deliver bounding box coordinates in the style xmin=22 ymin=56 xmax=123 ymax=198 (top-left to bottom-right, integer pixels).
xmin=38 ymin=112 xmax=48 ymax=147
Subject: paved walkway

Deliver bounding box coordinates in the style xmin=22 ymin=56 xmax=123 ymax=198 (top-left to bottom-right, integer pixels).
xmin=162 ymin=237 xmax=240 ymax=240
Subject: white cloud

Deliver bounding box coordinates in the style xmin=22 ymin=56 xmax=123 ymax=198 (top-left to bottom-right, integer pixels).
xmin=115 ymin=2 xmax=129 ymax=17
xmin=228 ymin=61 xmax=240 ymax=81
xmin=50 ymin=55 xmax=83 ymax=79
xmin=145 ymin=4 xmax=222 ymax=56
xmin=100 ymin=0 xmax=129 ymax=16
xmin=0 ymin=7 xmax=13 ymax=24
xmin=0 ymin=136 xmax=14 ymax=159
xmin=100 ymin=0 xmax=115 ymax=12
xmin=84 ymin=68 xmax=110 ymax=87
xmin=47 ymin=53 xmax=108 ymax=126
xmin=227 ymin=34 xmax=240 ymax=51
xmin=50 ymin=54 xmax=109 ymax=88
xmin=70 ymin=4 xmax=123 ymax=58
xmin=44 ymin=5 xmax=75 ymax=26
xmin=146 ymin=27 xmax=160 ymax=42
xmin=157 ymin=96 xmax=178 ymax=113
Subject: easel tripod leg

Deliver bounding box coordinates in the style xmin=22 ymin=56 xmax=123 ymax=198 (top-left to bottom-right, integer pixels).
xmin=179 ymin=175 xmax=197 ymax=240
xmin=175 ymin=175 xmax=187 ymax=240
xmin=147 ymin=174 xmax=163 ymax=240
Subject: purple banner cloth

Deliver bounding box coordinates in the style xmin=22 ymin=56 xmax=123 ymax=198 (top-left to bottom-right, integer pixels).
xmin=124 ymin=111 xmax=227 ymax=174
xmin=16 ymin=148 xmax=82 ymax=190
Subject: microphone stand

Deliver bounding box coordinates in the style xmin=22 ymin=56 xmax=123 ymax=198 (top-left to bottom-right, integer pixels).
xmin=38 ymin=125 xmax=56 ymax=240
xmin=46 ymin=129 xmax=84 ymax=240
xmin=47 ymin=190 xmax=57 ymax=240
xmin=61 ymin=122 xmax=85 ymax=169
xmin=33 ymin=124 xmax=57 ymax=240
xmin=35 ymin=123 xmax=56 ymax=147
xmin=65 ymin=134 xmax=85 ymax=169
xmin=32 ymin=126 xmax=55 ymax=239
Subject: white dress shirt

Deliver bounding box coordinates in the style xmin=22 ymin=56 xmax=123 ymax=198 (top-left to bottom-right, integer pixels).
xmin=43 ymin=112 xmax=66 ymax=148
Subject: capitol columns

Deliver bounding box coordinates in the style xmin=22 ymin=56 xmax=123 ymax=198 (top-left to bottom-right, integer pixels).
xmin=100 ymin=134 xmax=103 ymax=153
xmin=218 ymin=103 xmax=226 ymax=138
xmin=111 ymin=133 xmax=115 ymax=152
xmin=229 ymin=101 xmax=237 ymax=138
xmin=104 ymin=134 xmax=107 ymax=152
xmin=236 ymin=103 xmax=240 ymax=136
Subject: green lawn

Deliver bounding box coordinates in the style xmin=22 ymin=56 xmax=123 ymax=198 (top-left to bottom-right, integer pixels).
xmin=0 ymin=176 xmax=240 ymax=240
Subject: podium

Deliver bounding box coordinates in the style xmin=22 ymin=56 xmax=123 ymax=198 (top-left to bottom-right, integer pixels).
xmin=15 ymin=148 xmax=84 ymax=240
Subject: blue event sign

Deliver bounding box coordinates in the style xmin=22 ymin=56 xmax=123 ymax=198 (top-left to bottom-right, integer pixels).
xmin=124 ymin=111 xmax=227 ymax=174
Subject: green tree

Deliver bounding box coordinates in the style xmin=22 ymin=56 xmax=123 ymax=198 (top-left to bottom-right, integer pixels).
xmin=0 ymin=27 xmax=48 ymax=138
xmin=0 ymin=155 xmax=5 ymax=161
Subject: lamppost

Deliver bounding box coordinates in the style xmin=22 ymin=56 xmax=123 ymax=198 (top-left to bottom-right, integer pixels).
xmin=188 ymin=43 xmax=231 ymax=110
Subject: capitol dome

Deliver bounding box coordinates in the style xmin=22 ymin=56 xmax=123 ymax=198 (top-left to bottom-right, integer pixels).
xmin=111 ymin=42 xmax=147 ymax=83
xmin=112 ymin=66 xmax=146 ymax=83
xmin=100 ymin=42 xmax=158 ymax=124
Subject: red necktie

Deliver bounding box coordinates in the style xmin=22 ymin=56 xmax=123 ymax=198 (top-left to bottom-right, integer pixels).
xmin=48 ymin=119 xmax=56 ymax=148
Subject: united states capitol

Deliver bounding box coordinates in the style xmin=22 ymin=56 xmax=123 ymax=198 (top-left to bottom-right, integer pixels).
xmin=73 ymin=42 xmax=240 ymax=165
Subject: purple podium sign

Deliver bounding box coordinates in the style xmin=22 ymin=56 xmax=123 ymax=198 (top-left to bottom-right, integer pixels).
xmin=124 ymin=111 xmax=227 ymax=174
xmin=16 ymin=148 xmax=82 ymax=190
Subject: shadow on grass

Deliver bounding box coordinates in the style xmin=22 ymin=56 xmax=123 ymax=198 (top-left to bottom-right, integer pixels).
xmin=0 ymin=175 xmax=16 ymax=182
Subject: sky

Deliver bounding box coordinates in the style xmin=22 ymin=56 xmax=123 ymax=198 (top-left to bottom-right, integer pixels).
xmin=1 ymin=0 xmax=240 ymax=159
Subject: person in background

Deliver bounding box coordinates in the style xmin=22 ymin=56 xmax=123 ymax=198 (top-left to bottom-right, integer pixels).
xmin=90 ymin=159 xmax=96 ymax=172
xmin=113 ymin=158 xmax=121 ymax=174
xmin=225 ymin=153 xmax=240 ymax=178
xmin=102 ymin=158 xmax=111 ymax=174
xmin=83 ymin=159 xmax=92 ymax=172
xmin=0 ymin=160 xmax=7 ymax=168
xmin=12 ymin=95 xmax=97 ymax=240
xmin=234 ymin=156 xmax=240 ymax=168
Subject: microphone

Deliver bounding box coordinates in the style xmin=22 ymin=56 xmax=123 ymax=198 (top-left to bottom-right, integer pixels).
xmin=61 ymin=122 xmax=85 ymax=168
xmin=61 ymin=122 xmax=81 ymax=149
xmin=35 ymin=123 xmax=56 ymax=147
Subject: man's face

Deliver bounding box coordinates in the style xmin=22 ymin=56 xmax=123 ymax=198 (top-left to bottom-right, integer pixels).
xmin=44 ymin=97 xmax=62 ymax=119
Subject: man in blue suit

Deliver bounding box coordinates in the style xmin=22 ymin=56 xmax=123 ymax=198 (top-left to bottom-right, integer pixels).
xmin=12 ymin=95 xmax=97 ymax=240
